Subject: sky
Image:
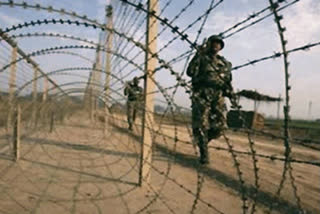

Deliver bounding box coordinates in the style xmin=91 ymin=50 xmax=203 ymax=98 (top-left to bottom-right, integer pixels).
xmin=0 ymin=0 xmax=319 ymax=120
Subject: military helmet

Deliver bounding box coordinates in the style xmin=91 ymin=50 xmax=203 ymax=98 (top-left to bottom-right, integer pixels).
xmin=133 ymin=77 xmax=139 ymax=84
xmin=207 ymin=35 xmax=224 ymax=50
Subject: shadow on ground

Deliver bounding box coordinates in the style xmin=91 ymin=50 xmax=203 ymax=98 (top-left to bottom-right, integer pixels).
xmin=111 ymin=122 xmax=310 ymax=214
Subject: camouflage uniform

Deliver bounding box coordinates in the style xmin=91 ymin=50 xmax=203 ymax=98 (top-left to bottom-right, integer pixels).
xmin=124 ymin=78 xmax=143 ymax=130
xmin=187 ymin=40 xmax=236 ymax=164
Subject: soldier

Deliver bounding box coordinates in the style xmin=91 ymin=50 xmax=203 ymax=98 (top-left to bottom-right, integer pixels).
xmin=124 ymin=77 xmax=143 ymax=130
xmin=187 ymin=35 xmax=238 ymax=164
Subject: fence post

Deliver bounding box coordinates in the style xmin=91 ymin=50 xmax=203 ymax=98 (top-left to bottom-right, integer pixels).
xmin=49 ymin=111 xmax=54 ymax=133
xmin=42 ymin=77 xmax=48 ymax=102
xmin=104 ymin=5 xmax=113 ymax=134
xmin=32 ymin=66 xmax=38 ymax=127
xmin=93 ymin=44 xmax=102 ymax=123
xmin=89 ymin=87 xmax=95 ymax=122
xmin=7 ymin=46 xmax=18 ymax=129
xmin=139 ymin=0 xmax=158 ymax=187
xmin=13 ymin=105 xmax=21 ymax=161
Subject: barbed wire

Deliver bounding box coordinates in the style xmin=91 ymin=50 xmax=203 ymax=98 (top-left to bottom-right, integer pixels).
xmin=109 ymin=0 xmax=197 ymax=87
xmin=153 ymin=0 xmax=296 ymax=76
xmin=105 ymin=114 xmax=317 ymax=213
xmin=0 ymin=1 xmax=104 ymax=26
xmin=110 ymin=0 xmax=145 ymax=80
xmin=0 ymin=1 xmax=317 ymax=170
xmin=9 ymin=32 xmax=99 ymax=46
xmin=0 ymin=45 xmax=142 ymax=73
xmin=3 ymin=36 xmax=318 ymax=191
xmin=219 ymin=5 xmax=272 ymax=37
xmin=108 ymin=0 xmax=307 ymax=95
xmin=109 ymin=0 xmax=176 ymax=85
xmin=232 ymin=41 xmax=320 ymax=71
xmin=0 ymin=0 xmax=193 ymax=89
xmin=152 ymin=130 xmax=320 ymax=167
xmin=0 ymin=44 xmax=37 ymax=88
xmin=0 ymin=1 xmax=319 ymax=213
xmin=0 ymin=19 xmax=167 ymax=88
xmin=39 ymin=50 xmax=94 ymax=63
xmin=223 ymin=0 xmax=300 ymax=39
xmin=0 ymin=31 xmax=71 ymax=98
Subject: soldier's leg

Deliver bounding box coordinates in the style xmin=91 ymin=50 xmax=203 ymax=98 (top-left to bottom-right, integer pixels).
xmin=194 ymin=128 xmax=209 ymax=164
xmin=192 ymin=97 xmax=209 ymax=164
xmin=200 ymin=104 xmax=210 ymax=164
xmin=208 ymin=111 xmax=224 ymax=141
xmin=132 ymin=102 xmax=137 ymax=123
xmin=127 ymin=102 xmax=133 ymax=130
xmin=208 ymin=99 xmax=226 ymax=141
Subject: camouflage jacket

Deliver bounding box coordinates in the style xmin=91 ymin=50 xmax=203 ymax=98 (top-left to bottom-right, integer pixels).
xmin=124 ymin=82 xmax=143 ymax=101
xmin=187 ymin=51 xmax=235 ymax=102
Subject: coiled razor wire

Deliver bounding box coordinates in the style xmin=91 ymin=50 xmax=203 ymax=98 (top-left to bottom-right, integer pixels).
xmin=0 ymin=0 xmax=319 ymax=213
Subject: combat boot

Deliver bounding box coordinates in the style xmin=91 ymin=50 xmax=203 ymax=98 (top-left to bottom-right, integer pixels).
xmin=208 ymin=128 xmax=222 ymax=141
xmin=199 ymin=143 xmax=209 ymax=164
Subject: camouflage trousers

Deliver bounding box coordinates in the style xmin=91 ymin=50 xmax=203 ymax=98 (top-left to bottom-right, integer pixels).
xmin=127 ymin=100 xmax=139 ymax=129
xmin=191 ymin=89 xmax=227 ymax=163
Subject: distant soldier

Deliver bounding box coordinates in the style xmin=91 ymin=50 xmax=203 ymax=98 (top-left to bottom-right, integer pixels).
xmin=187 ymin=35 xmax=238 ymax=164
xmin=124 ymin=77 xmax=143 ymax=130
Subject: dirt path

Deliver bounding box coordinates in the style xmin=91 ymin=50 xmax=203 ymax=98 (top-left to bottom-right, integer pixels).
xmin=0 ymin=113 xmax=319 ymax=214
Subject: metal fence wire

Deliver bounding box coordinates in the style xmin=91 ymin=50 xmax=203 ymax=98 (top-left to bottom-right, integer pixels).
xmin=0 ymin=0 xmax=319 ymax=213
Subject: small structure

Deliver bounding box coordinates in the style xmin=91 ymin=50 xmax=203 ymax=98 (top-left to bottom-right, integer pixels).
xmin=227 ymin=89 xmax=282 ymax=130
xmin=227 ymin=110 xmax=264 ymax=130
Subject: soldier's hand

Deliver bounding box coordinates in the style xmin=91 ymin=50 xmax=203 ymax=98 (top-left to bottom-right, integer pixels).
xmin=231 ymin=104 xmax=241 ymax=110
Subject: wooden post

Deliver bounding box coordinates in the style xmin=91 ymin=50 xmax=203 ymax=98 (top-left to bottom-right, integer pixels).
xmin=41 ymin=79 xmax=49 ymax=125
xmin=89 ymin=87 xmax=95 ymax=122
xmin=49 ymin=111 xmax=54 ymax=133
xmin=94 ymin=46 xmax=102 ymax=115
xmin=89 ymin=68 xmax=95 ymax=123
xmin=32 ymin=66 xmax=38 ymax=127
xmin=13 ymin=105 xmax=21 ymax=161
xmin=42 ymin=77 xmax=48 ymax=102
xmin=89 ymin=32 xmax=103 ymax=124
xmin=139 ymin=0 xmax=158 ymax=186
xmin=7 ymin=46 xmax=18 ymax=129
xmin=83 ymin=77 xmax=91 ymax=112
xmin=104 ymin=5 xmax=113 ymax=133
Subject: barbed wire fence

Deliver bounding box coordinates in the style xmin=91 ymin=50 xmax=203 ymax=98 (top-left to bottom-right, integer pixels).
xmin=0 ymin=0 xmax=319 ymax=213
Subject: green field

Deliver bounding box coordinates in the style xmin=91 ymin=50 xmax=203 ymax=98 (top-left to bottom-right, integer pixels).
xmin=265 ymin=118 xmax=320 ymax=143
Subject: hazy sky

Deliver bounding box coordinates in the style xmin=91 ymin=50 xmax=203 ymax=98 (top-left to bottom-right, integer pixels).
xmin=0 ymin=0 xmax=319 ymax=120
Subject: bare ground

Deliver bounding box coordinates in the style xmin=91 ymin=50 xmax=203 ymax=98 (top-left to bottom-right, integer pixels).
xmin=0 ymin=112 xmax=319 ymax=214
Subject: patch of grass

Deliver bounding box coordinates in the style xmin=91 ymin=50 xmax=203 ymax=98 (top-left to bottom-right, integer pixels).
xmin=265 ymin=118 xmax=320 ymax=142
xmin=266 ymin=119 xmax=320 ymax=129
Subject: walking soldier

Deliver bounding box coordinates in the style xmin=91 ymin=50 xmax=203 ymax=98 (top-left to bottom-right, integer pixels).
xmin=124 ymin=77 xmax=143 ymax=130
xmin=187 ymin=35 xmax=238 ymax=164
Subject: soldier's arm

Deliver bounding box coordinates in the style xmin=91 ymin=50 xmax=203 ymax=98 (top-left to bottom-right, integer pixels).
xmin=139 ymin=87 xmax=144 ymax=102
xmin=124 ymin=84 xmax=129 ymax=96
xmin=221 ymin=60 xmax=238 ymax=107
xmin=137 ymin=86 xmax=143 ymax=96
xmin=186 ymin=53 xmax=201 ymax=77
xmin=224 ymin=84 xmax=238 ymax=108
